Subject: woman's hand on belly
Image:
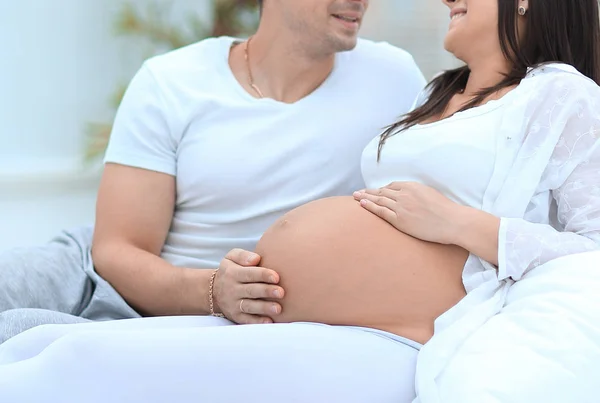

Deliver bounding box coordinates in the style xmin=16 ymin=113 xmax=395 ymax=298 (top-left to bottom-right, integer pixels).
xmin=353 ymin=181 xmax=465 ymax=245
xmin=214 ymin=249 xmax=286 ymax=324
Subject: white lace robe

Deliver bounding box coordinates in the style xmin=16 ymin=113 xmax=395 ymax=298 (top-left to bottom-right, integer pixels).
xmin=414 ymin=64 xmax=600 ymax=402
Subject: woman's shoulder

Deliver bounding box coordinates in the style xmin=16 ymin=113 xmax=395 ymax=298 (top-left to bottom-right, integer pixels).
xmin=525 ymin=63 xmax=599 ymax=93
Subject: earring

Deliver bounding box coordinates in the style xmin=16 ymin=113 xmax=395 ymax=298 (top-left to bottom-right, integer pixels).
xmin=518 ymin=6 xmax=527 ymax=15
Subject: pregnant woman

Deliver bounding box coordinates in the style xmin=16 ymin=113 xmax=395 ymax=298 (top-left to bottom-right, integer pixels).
xmin=0 ymin=0 xmax=599 ymax=402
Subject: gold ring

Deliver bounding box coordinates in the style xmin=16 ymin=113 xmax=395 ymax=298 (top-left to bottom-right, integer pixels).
xmin=240 ymin=299 xmax=246 ymax=313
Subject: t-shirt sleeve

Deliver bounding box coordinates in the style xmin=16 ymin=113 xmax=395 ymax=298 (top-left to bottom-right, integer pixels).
xmin=103 ymin=62 xmax=177 ymax=176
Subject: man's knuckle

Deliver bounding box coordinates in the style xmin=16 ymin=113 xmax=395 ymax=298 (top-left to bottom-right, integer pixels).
xmin=240 ymin=268 xmax=251 ymax=281
xmin=246 ymin=285 xmax=258 ymax=298
xmin=229 ymin=283 xmax=242 ymax=299
xmin=261 ymin=285 xmax=272 ymax=298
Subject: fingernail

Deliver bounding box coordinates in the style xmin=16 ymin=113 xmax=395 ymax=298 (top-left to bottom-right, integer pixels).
xmin=247 ymin=254 xmax=257 ymax=263
xmin=273 ymin=289 xmax=282 ymax=298
xmin=360 ymin=199 xmax=368 ymax=206
xmin=263 ymin=318 xmax=272 ymax=324
xmin=269 ymin=276 xmax=277 ymax=283
xmin=271 ymin=305 xmax=280 ymax=314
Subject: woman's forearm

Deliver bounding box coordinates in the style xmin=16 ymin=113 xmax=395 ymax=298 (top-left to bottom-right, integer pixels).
xmin=92 ymin=241 xmax=213 ymax=317
xmin=452 ymin=206 xmax=501 ymax=267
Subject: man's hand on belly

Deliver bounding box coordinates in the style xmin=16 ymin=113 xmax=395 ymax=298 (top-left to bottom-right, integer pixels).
xmin=214 ymin=249 xmax=285 ymax=324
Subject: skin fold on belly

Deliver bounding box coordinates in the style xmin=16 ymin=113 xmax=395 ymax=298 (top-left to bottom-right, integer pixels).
xmin=255 ymin=196 xmax=468 ymax=344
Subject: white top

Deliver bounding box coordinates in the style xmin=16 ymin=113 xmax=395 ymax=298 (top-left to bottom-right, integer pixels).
xmin=103 ymin=36 xmax=426 ymax=269
xmin=362 ymin=98 xmax=509 ymax=209
xmin=371 ymin=65 xmax=599 ymax=402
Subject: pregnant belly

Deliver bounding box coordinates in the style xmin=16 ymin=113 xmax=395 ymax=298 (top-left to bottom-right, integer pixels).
xmin=255 ymin=196 xmax=468 ymax=344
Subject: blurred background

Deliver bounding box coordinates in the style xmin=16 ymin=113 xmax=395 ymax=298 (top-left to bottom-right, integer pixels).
xmin=0 ymin=0 xmax=459 ymax=251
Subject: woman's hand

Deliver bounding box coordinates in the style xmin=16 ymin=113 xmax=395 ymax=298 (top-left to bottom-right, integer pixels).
xmin=353 ymin=182 xmax=464 ymax=245
xmin=213 ymin=249 xmax=285 ymax=324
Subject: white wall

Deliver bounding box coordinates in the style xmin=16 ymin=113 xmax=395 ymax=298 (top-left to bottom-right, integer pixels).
xmin=0 ymin=0 xmax=211 ymax=250
xmin=361 ymin=0 xmax=460 ymax=80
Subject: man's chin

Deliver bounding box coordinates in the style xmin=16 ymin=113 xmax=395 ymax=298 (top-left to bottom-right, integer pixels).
xmin=315 ymin=34 xmax=359 ymax=55
xmin=333 ymin=36 xmax=359 ymax=53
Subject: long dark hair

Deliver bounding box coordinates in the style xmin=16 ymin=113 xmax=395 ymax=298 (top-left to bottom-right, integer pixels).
xmin=377 ymin=0 xmax=600 ymax=159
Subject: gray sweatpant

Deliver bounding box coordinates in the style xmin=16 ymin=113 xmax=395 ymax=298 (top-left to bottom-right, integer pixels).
xmin=0 ymin=227 xmax=140 ymax=343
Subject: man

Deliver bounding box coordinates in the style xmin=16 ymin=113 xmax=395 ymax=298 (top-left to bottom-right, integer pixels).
xmin=0 ymin=0 xmax=425 ymax=343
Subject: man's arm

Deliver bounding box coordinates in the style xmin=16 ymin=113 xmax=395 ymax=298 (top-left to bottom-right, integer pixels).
xmin=92 ymin=164 xmax=285 ymax=321
xmin=92 ymin=163 xmax=211 ymax=316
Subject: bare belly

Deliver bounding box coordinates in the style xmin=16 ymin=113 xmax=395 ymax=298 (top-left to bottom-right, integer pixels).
xmin=255 ymin=196 xmax=468 ymax=344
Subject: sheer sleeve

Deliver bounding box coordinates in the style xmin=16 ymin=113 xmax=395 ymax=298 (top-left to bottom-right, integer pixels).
xmin=497 ymin=73 xmax=600 ymax=281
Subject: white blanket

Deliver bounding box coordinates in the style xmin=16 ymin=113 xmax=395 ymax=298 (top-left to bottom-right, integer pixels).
xmin=416 ymin=251 xmax=600 ymax=402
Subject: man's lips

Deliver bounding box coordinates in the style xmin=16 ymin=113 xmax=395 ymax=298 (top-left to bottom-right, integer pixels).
xmin=332 ymin=13 xmax=361 ymax=24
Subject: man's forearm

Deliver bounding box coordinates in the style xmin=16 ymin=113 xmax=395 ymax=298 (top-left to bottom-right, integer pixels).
xmin=93 ymin=242 xmax=213 ymax=317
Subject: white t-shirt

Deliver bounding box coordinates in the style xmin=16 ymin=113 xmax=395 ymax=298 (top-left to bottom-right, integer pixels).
xmin=362 ymin=96 xmax=513 ymax=209
xmin=104 ymin=36 xmax=426 ymax=269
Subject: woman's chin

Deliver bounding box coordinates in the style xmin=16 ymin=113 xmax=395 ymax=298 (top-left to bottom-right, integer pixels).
xmin=443 ymin=40 xmax=466 ymax=65
xmin=443 ymin=37 xmax=456 ymax=54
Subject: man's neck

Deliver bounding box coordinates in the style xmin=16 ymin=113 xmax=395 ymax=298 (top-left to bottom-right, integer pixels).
xmin=230 ymin=26 xmax=336 ymax=103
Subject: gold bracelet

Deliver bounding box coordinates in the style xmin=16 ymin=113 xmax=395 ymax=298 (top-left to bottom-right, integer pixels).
xmin=209 ymin=268 xmax=225 ymax=318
